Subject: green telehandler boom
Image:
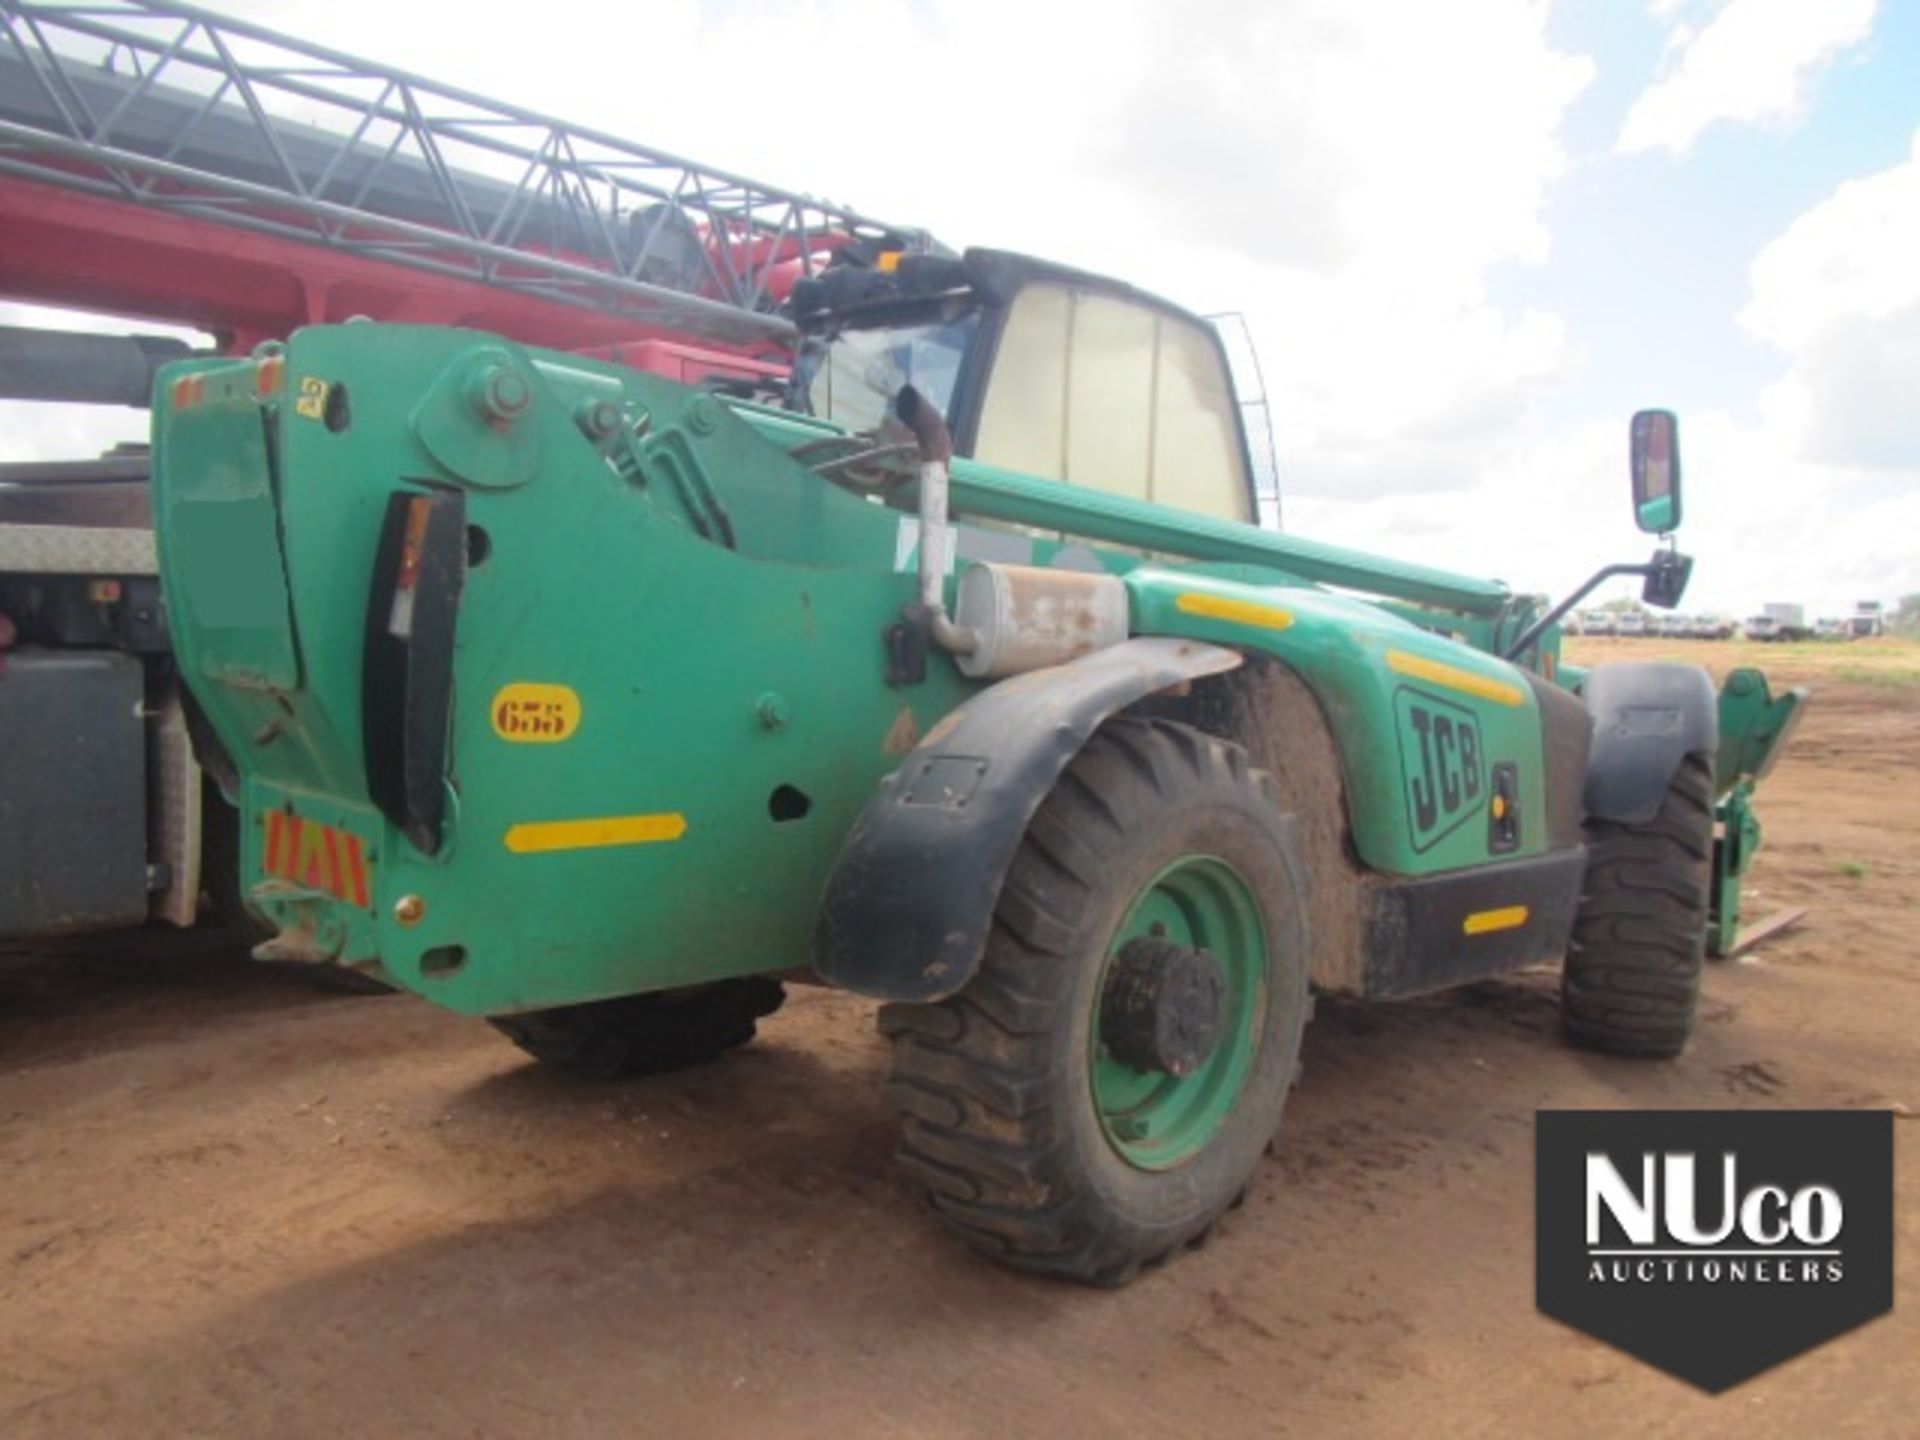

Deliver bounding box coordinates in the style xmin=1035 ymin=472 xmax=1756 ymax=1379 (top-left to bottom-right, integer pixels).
xmin=151 ymin=245 xmax=1803 ymax=1284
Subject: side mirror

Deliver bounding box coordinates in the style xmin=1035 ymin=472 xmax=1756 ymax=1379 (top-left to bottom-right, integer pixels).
xmin=1629 ymin=409 xmax=1682 ymax=534
xmin=1641 ymin=547 xmax=1692 ymax=610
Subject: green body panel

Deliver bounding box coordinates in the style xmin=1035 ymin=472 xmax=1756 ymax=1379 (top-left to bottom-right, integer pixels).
xmin=1127 ymin=573 xmax=1551 ymax=873
xmin=1710 ymin=783 xmax=1762 ymax=958
xmin=157 ymin=369 xmax=302 ymax=692
xmin=161 ymin=328 xmax=976 ymax=1013
xmin=737 ymin=403 xmax=1516 ymax=618
xmin=1714 ymin=666 xmax=1808 ymax=796
xmin=147 ymin=323 xmax=1660 ymax=1015
xmin=1707 ymin=667 xmax=1808 ymax=955
xmin=1637 ymin=493 xmax=1678 ymax=534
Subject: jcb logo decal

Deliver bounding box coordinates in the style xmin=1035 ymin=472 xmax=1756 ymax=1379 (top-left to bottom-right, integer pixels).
xmin=263 ymin=810 xmax=371 ymax=908
xmin=1394 ymin=688 xmax=1485 ymax=852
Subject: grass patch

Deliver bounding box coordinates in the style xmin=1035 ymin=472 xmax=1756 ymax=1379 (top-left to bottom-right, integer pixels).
xmin=1834 ymin=859 xmax=1869 ymax=880
xmin=1833 ymin=665 xmax=1920 ymax=687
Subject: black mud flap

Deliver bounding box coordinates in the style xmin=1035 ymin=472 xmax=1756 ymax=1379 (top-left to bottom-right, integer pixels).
xmin=1580 ymin=662 xmax=1718 ymax=825
xmin=815 ymin=637 xmax=1244 ymax=1002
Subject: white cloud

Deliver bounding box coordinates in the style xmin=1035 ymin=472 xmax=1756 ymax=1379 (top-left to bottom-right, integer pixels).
xmin=1296 ymin=395 xmax=1919 ymax=621
xmin=1521 ymin=134 xmax=1920 ymax=618
xmin=9 ymin=0 xmax=1901 ymax=620
xmin=1742 ymin=129 xmax=1920 ymax=349
xmin=1677 ymin=407 xmax=1920 ymax=615
xmin=4 ymin=0 xmax=1589 ymax=514
xmin=1290 ymin=133 xmax=1920 ymax=620
xmin=1618 ymin=0 xmax=1879 ymax=156
xmin=1076 ymin=1 xmax=1594 ymax=499
xmin=1741 ymin=129 xmax=1920 ymax=475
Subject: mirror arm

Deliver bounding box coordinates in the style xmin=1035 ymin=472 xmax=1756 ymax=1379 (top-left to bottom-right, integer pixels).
xmin=1502 ymin=562 xmax=1653 ymax=661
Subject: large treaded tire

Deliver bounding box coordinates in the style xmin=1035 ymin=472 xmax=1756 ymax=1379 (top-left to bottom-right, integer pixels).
xmin=490 ymin=978 xmax=785 ymax=1078
xmin=1562 ymin=751 xmax=1714 ymax=1058
xmin=879 ymin=717 xmax=1308 ymax=1286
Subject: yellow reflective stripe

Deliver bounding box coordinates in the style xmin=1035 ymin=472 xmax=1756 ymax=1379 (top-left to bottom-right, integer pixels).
xmin=503 ymin=812 xmax=687 ymax=854
xmin=1463 ymin=904 xmax=1530 ymax=936
xmin=1175 ymin=592 xmax=1295 ymax=631
xmin=1386 ymin=649 xmax=1526 ymax=708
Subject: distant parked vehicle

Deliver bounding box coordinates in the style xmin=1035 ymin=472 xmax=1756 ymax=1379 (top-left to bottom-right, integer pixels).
xmin=1744 ymin=615 xmax=1782 ymax=642
xmin=1848 ymin=602 xmax=1884 ymax=638
xmin=1815 ymin=617 xmax=1847 ymax=640
xmin=1615 ymin=611 xmax=1648 ymax=637
xmin=1762 ymin=602 xmax=1812 ymax=642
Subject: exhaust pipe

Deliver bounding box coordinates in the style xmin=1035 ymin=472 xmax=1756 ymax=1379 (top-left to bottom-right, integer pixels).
xmin=892 ymin=385 xmax=978 ymax=657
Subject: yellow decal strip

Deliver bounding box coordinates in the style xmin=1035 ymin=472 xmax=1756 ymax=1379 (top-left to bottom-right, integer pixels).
xmin=504 ymin=812 xmax=687 ymax=854
xmin=1386 ymin=649 xmax=1526 ymax=708
xmin=1463 ymin=905 xmax=1530 ymax=936
xmin=1175 ymin=592 xmax=1295 ymax=632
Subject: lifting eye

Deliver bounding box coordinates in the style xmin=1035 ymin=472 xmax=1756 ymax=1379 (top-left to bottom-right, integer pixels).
xmin=769 ymin=785 xmax=812 ymax=823
xmin=420 ymin=945 xmax=466 ymax=978
xmin=323 ymin=381 xmax=351 ymax=432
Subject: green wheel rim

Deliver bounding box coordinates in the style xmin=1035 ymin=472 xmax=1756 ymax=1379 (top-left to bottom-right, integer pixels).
xmin=1091 ymin=855 xmax=1270 ymax=1170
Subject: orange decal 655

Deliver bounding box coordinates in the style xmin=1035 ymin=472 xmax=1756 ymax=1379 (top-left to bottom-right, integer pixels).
xmin=263 ymin=810 xmax=371 ymax=908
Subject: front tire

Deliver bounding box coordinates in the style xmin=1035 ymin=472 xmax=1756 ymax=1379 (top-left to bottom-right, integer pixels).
xmin=1562 ymin=752 xmax=1714 ymax=1058
xmin=880 ymin=718 xmax=1309 ymax=1285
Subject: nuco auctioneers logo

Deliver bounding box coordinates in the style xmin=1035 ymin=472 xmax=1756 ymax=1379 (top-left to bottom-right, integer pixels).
xmin=1537 ymin=1110 xmax=1892 ymax=1392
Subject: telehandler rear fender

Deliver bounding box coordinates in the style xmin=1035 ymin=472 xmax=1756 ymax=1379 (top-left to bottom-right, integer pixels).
xmin=1578 ymin=661 xmax=1719 ymax=824
xmin=814 ymin=637 xmax=1244 ymax=1002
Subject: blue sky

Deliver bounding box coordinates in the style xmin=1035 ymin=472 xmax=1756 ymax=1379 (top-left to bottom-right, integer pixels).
xmin=4 ymin=0 xmax=1915 ymax=619
xmin=1508 ymin=0 xmax=1920 ymax=431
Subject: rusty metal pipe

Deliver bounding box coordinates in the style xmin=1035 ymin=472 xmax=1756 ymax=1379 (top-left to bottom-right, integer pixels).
xmin=893 ymin=386 xmax=978 ymax=656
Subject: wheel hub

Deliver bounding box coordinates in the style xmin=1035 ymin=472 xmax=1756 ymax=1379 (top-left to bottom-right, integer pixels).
xmin=1099 ymin=935 xmax=1227 ymax=1078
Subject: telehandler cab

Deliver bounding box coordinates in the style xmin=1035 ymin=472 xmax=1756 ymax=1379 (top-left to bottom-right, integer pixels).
xmin=152 ymin=247 xmax=1803 ymax=1283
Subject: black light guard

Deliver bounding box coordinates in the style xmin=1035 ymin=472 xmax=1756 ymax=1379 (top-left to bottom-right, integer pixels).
xmin=363 ymin=487 xmax=466 ymax=856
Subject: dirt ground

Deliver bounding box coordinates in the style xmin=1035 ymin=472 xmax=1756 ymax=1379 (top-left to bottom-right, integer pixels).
xmin=2 ymin=638 xmax=1915 ymax=1439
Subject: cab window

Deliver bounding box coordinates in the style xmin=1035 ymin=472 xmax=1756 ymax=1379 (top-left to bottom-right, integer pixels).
xmin=973 ymin=282 xmax=1251 ymax=522
xmin=808 ymin=315 xmax=978 ymax=433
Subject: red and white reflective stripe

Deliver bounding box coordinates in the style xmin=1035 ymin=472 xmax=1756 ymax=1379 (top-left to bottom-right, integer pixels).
xmin=260 ymin=810 xmax=371 ymax=908
xmin=344 ymin=833 xmax=370 ymax=908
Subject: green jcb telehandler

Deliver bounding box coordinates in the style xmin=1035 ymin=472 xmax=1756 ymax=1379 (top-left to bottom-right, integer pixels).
xmin=150 ymin=249 xmax=1804 ymax=1284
